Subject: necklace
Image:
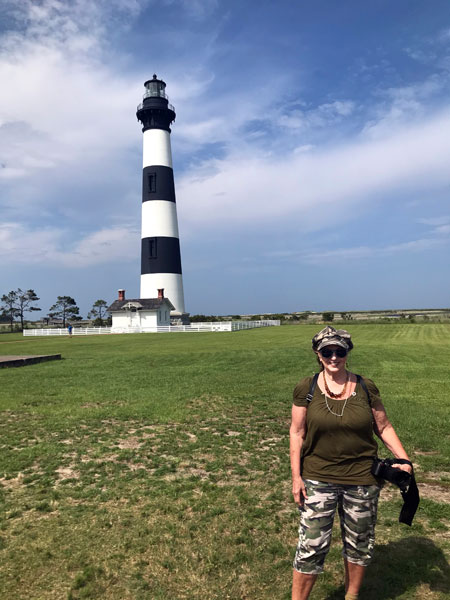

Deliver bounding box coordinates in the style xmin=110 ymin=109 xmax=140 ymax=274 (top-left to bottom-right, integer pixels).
xmin=324 ymin=395 xmax=348 ymax=417
xmin=323 ymin=370 xmax=349 ymax=398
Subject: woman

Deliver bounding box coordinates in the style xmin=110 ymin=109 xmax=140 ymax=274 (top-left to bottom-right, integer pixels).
xmin=290 ymin=326 xmax=412 ymax=600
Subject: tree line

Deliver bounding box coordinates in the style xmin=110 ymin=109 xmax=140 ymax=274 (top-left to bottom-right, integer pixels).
xmin=0 ymin=289 xmax=110 ymax=332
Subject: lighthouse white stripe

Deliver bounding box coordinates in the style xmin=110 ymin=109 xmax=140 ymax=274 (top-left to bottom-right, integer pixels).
xmin=141 ymin=201 xmax=180 ymax=238
xmin=140 ymin=273 xmax=185 ymax=313
xmin=143 ymin=129 xmax=173 ymax=168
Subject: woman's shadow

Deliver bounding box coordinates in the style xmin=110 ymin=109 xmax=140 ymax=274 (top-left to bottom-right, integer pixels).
xmin=325 ymin=537 xmax=450 ymax=599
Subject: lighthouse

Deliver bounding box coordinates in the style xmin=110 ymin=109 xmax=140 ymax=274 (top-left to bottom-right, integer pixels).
xmin=136 ymin=75 xmax=187 ymax=322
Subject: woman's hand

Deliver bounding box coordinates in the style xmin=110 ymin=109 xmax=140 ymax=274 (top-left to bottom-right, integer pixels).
xmin=392 ymin=462 xmax=412 ymax=474
xmin=292 ymin=476 xmax=308 ymax=506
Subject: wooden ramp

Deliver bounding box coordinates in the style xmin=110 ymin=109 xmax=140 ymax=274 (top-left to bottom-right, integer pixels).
xmin=0 ymin=354 xmax=61 ymax=368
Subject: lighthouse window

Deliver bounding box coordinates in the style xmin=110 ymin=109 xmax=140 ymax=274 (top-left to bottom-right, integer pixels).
xmin=148 ymin=237 xmax=157 ymax=258
xmin=148 ymin=172 xmax=157 ymax=193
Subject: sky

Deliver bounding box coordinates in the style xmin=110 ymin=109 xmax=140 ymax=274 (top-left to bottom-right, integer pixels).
xmin=1 ymin=0 xmax=450 ymax=317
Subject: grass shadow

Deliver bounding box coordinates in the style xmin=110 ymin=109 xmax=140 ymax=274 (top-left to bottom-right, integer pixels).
xmin=324 ymin=537 xmax=450 ymax=600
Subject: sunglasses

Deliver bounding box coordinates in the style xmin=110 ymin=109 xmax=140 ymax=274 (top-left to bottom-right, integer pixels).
xmin=319 ymin=347 xmax=348 ymax=359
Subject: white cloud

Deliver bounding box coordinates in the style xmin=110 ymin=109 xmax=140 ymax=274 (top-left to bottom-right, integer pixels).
xmin=1 ymin=1 xmax=450 ymax=276
xmin=0 ymin=222 xmax=138 ymax=267
xmin=177 ymin=107 xmax=450 ymax=234
xmin=0 ymin=0 xmax=144 ymax=183
xmin=0 ymin=222 xmax=62 ymax=263
xmin=405 ymin=26 xmax=450 ymax=62
xmin=438 ymin=27 xmax=450 ymax=43
xmin=285 ymin=235 xmax=448 ymax=266
xmin=404 ymin=47 xmax=437 ymax=63
xmin=362 ymin=76 xmax=447 ymax=139
xmin=417 ymin=216 xmax=450 ymax=227
xmin=435 ymin=224 xmax=450 ymax=235
xmin=0 ymin=0 xmax=283 ymax=189
xmin=65 ymin=226 xmax=139 ymax=267
xmin=277 ymin=100 xmax=355 ymax=131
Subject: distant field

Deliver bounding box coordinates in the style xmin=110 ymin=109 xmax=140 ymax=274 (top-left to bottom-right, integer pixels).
xmin=0 ymin=324 xmax=449 ymax=599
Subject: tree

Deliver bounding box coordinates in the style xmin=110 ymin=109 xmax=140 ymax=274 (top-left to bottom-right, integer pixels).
xmin=0 ymin=289 xmax=41 ymax=331
xmin=49 ymin=296 xmax=81 ymax=327
xmin=190 ymin=314 xmax=218 ymax=322
xmin=15 ymin=289 xmax=41 ymax=330
xmin=1 ymin=291 xmax=19 ymax=332
xmin=322 ymin=312 xmax=335 ymax=322
xmin=88 ymin=300 xmax=108 ymax=326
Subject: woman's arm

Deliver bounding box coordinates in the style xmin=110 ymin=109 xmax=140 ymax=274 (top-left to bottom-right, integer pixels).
xmin=372 ymin=402 xmax=412 ymax=473
xmin=290 ymin=404 xmax=308 ymax=504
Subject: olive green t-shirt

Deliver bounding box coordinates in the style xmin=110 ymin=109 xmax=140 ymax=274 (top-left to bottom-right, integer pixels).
xmin=293 ymin=375 xmax=381 ymax=485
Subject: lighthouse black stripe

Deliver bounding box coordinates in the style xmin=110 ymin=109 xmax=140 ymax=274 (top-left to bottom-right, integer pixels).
xmin=142 ymin=166 xmax=176 ymax=202
xmin=141 ymin=236 xmax=182 ymax=274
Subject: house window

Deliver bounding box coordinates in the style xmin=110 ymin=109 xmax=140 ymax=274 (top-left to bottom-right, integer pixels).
xmin=148 ymin=237 xmax=157 ymax=258
xmin=148 ymin=172 xmax=156 ymax=193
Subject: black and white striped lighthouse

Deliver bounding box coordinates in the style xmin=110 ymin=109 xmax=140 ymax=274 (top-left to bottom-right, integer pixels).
xmin=136 ymin=75 xmax=187 ymax=319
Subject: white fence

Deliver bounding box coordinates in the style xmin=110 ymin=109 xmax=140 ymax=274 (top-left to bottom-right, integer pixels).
xmin=231 ymin=320 xmax=280 ymax=330
xmin=23 ymin=320 xmax=281 ymax=337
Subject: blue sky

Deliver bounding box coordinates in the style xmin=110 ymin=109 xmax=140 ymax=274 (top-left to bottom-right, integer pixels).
xmin=1 ymin=0 xmax=449 ymax=317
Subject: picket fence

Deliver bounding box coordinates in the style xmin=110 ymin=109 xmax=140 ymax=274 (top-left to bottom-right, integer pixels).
xmin=23 ymin=320 xmax=280 ymax=336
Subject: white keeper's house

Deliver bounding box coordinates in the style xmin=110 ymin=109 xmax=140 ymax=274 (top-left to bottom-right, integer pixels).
xmin=108 ymin=289 xmax=174 ymax=330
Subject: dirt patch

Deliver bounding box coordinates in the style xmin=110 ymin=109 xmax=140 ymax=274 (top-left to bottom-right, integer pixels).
xmin=379 ymin=485 xmax=397 ymax=502
xmin=418 ymin=482 xmax=450 ymax=503
xmin=129 ymin=463 xmax=148 ymax=472
xmin=80 ymin=453 xmax=120 ymax=464
xmin=0 ymin=474 xmax=23 ymax=489
xmin=380 ymin=480 xmax=450 ymax=503
xmin=192 ymin=452 xmax=216 ymax=462
xmin=164 ymin=467 xmax=210 ymax=481
xmin=56 ymin=467 xmax=80 ymax=480
xmin=117 ymin=437 xmax=143 ymax=450
xmin=260 ymin=436 xmax=282 ymax=444
xmin=413 ymin=583 xmax=439 ymax=599
xmin=419 ymin=471 xmax=450 ymax=483
xmin=186 ymin=395 xmax=226 ymax=409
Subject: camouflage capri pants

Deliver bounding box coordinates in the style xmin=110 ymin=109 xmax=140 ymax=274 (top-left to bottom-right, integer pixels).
xmin=293 ymin=479 xmax=380 ymax=574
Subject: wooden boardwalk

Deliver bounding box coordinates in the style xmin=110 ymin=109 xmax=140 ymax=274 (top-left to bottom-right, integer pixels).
xmin=0 ymin=354 xmax=61 ymax=368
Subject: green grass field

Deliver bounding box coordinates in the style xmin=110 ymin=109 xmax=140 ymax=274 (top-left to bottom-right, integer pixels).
xmin=0 ymin=324 xmax=449 ymax=599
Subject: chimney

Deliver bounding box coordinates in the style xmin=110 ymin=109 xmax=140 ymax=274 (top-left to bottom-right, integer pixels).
xmin=118 ymin=289 xmax=125 ymax=301
xmin=158 ymin=288 xmax=164 ymax=299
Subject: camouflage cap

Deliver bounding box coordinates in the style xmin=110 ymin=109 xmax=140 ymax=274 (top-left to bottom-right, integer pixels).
xmin=312 ymin=326 xmax=353 ymax=352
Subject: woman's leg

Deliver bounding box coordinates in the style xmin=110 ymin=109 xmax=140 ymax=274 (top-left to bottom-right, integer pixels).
xmin=343 ymin=558 xmax=365 ymax=596
xmin=292 ymin=481 xmax=338 ymax=599
xmin=338 ymin=484 xmax=380 ymax=598
xmin=292 ymin=570 xmax=317 ymax=600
